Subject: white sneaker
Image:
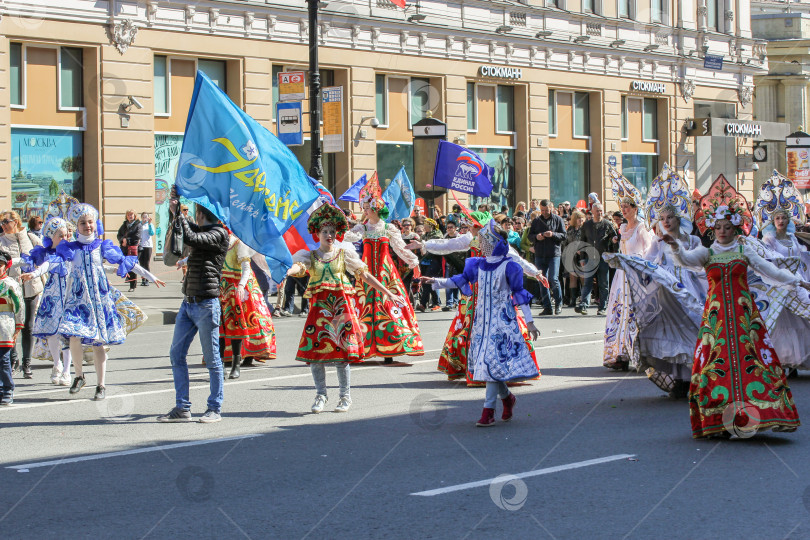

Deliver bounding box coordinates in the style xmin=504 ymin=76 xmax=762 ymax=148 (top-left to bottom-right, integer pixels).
xmin=311 ymin=394 xmax=328 ymax=413
xmin=50 ymin=367 xmax=60 ymax=385
xmin=59 ymin=371 xmax=71 ymax=386
xmin=335 ymin=396 xmax=352 ymax=413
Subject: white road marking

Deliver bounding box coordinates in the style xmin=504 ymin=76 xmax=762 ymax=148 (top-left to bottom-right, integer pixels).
xmin=6 ymin=340 xmax=602 ymax=411
xmin=411 ymin=454 xmax=636 ymax=496
xmin=6 ymin=434 xmax=262 ymax=470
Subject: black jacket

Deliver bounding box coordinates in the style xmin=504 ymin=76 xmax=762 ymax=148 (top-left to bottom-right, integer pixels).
xmin=528 ymin=213 xmax=566 ymax=258
xmin=177 ymin=215 xmax=228 ymax=298
xmin=117 ymin=219 xmax=141 ymax=249
xmin=580 ymin=219 xmax=618 ymax=255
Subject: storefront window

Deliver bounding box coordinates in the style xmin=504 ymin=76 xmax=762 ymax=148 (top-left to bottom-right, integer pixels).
xmin=550 ymin=151 xmax=589 ymax=206
xmin=198 ymin=59 xmax=226 ymax=90
xmin=574 ymin=92 xmax=589 ymax=137
xmin=467 ymin=83 xmax=477 ymax=131
xmin=377 ymin=142 xmax=414 ymax=189
xmin=643 ymin=98 xmax=657 ymax=140
xmin=59 ymin=47 xmax=83 ymax=109
xmin=154 ymin=56 xmax=168 ymax=115
xmin=549 ymin=89 xmax=557 ymax=136
xmin=622 ymin=154 xmax=658 ymax=201
xmin=410 ymin=77 xmax=431 ymax=127
xmin=11 ymin=128 xmax=83 ymax=221
xmin=376 ymin=74 xmax=388 ymax=126
xmin=10 ymin=43 xmax=22 ymax=107
xmin=154 ymin=134 xmax=194 ymax=254
xmin=496 ymin=85 xmax=514 ymax=133
xmin=469 ymin=148 xmax=516 ymax=211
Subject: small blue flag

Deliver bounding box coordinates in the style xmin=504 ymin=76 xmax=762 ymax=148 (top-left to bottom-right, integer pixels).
xmin=432 ymin=140 xmax=494 ymax=197
xmin=339 ymin=174 xmax=367 ymax=202
xmin=175 ymin=71 xmax=320 ymax=277
xmin=382 ymin=167 xmax=415 ymax=222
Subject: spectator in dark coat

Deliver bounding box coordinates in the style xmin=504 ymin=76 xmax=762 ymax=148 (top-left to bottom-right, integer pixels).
xmin=529 ymin=199 xmax=566 ymax=315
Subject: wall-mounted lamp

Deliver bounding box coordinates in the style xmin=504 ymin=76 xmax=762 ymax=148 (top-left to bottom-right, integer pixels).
xmin=496 ymin=25 xmax=513 ymax=34
xmin=610 ymin=39 xmax=625 ymax=48
xmin=408 ymin=13 xmax=427 ymax=22
xmin=643 ymin=44 xmax=659 ymax=52
xmin=535 ymin=30 xmax=553 ymax=38
xmin=573 ymin=35 xmax=590 ymax=43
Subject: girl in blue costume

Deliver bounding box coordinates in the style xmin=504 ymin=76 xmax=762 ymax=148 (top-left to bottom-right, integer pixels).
xmin=427 ymin=221 xmax=541 ymax=427
xmin=20 ymin=217 xmax=72 ymax=386
xmin=56 ymin=204 xmax=165 ymax=400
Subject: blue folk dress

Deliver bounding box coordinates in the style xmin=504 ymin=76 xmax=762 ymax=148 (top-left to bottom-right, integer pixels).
xmin=56 ymin=239 xmax=138 ymax=346
xmin=22 ymin=245 xmax=68 ymax=338
xmin=450 ymin=255 xmax=538 ymax=383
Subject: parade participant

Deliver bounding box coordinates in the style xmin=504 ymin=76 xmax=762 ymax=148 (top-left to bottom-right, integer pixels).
xmin=602 ymin=166 xmax=653 ymax=371
xmin=159 ymin=191 xmax=228 ymax=423
xmin=287 ymin=204 xmax=406 ymax=413
xmin=753 ymin=171 xmax=810 ymax=372
xmin=0 ymin=210 xmax=42 ymax=379
xmin=603 ymin=164 xmax=706 ymax=397
xmin=219 ymin=232 xmax=276 ymax=379
xmin=665 ymin=174 xmax=809 ymax=438
xmin=59 ymin=204 xmax=165 ymax=401
xmin=343 ymin=175 xmax=423 ymax=364
xmin=426 ymin=221 xmax=540 ymax=426
xmin=0 ymin=250 xmax=24 ymax=406
xmin=20 ymin=217 xmax=72 ymax=386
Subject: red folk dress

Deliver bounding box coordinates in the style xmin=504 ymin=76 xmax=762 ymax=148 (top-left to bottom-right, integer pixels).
xmin=219 ymin=237 xmax=276 ymax=362
xmin=348 ymin=221 xmax=424 ymax=359
xmin=293 ymin=248 xmax=366 ymax=364
xmin=677 ymin=240 xmax=801 ymax=438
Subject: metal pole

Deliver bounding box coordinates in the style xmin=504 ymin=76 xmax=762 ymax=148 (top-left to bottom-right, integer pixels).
xmin=308 ymin=0 xmax=324 ymax=182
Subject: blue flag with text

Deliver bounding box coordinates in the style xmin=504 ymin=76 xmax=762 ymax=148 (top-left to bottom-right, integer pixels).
xmin=432 ymin=140 xmax=494 ymax=197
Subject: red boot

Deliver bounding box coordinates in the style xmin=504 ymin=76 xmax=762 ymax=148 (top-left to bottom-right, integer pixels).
xmin=501 ymin=393 xmax=516 ymax=421
xmin=476 ymin=408 xmax=496 ymax=427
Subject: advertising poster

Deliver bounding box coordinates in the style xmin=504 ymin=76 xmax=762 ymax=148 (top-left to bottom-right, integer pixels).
xmin=787 ymin=147 xmax=810 ymax=190
xmin=154 ymin=134 xmax=194 ymax=254
xmin=10 ymin=128 xmax=83 ymax=221
xmin=469 ymin=147 xmax=515 ymax=212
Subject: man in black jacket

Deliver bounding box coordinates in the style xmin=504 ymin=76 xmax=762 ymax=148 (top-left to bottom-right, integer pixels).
xmin=577 ymin=203 xmax=617 ymax=316
xmin=158 ymin=187 xmax=229 ymax=424
xmin=529 ymin=199 xmax=566 ymax=315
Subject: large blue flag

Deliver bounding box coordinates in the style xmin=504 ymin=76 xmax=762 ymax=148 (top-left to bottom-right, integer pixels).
xmin=175 ymin=72 xmax=320 ymax=276
xmin=432 ymin=140 xmax=494 ymax=197
xmin=382 ymin=167 xmax=415 ymax=222
xmin=339 ymin=174 xmax=367 ymax=202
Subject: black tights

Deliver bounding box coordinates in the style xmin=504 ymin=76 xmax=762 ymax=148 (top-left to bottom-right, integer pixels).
xmin=219 ymin=338 xmax=242 ymax=361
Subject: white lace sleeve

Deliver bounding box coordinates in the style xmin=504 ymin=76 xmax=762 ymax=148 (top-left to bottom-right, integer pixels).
xmin=291 ymin=251 xmax=312 ymax=271
xmin=342 ymin=223 xmax=364 ymax=244
xmin=343 ymin=247 xmax=369 ymax=277
xmin=507 ymin=247 xmax=541 ymax=277
xmin=424 ymin=232 xmax=472 ymax=255
xmin=745 ymin=244 xmax=801 ymax=288
xmin=387 ymin=224 xmax=419 ymax=268
xmin=671 ymin=241 xmax=709 ymax=271
xmin=644 ymin=237 xmax=663 ymax=264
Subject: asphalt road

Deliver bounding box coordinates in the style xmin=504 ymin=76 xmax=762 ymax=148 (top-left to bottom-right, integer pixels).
xmin=2 ymin=307 xmax=810 ymax=539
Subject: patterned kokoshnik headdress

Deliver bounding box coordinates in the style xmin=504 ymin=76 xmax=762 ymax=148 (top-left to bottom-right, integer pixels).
xmin=754 ymin=170 xmax=806 ymax=235
xmin=358 ymin=172 xmax=386 ymax=212
xmin=66 ymin=202 xmax=104 ymax=236
xmin=42 ymin=217 xmax=68 ymax=240
xmin=478 ymin=219 xmax=508 ymax=257
xmin=608 ymin=164 xmax=644 ymax=219
xmin=645 ymin=163 xmax=692 ymax=236
xmin=307 ymin=203 xmax=348 ymax=236
xmin=693 ymin=174 xmax=753 ymax=235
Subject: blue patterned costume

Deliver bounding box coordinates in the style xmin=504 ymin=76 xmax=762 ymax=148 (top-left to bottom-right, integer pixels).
xmin=22 ymin=245 xmax=68 ymax=338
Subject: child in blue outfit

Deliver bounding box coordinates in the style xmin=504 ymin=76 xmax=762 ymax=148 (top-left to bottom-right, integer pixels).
xmin=0 ymin=250 xmax=25 ymax=405
xmin=428 ymin=220 xmax=541 ymax=426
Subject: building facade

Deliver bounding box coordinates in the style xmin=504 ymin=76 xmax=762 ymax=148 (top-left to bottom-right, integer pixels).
xmin=0 ymin=0 xmax=764 ymax=250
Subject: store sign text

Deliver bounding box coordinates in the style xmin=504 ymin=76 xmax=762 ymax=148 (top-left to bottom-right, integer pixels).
xmin=479 ymin=65 xmax=522 ymax=79
xmin=724 ymin=122 xmax=761 ymax=138
xmin=631 ymin=81 xmax=666 ymax=94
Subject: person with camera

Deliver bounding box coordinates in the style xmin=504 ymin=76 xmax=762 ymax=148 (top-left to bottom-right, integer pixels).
xmin=158 ymin=186 xmax=229 ymax=424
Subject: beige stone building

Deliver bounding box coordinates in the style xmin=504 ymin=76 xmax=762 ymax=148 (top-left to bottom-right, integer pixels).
xmin=0 ymin=0 xmax=765 ymax=249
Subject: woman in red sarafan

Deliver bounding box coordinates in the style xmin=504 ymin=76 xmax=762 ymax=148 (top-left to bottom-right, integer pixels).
xmin=219 ymin=233 xmax=276 ymax=380
xmin=666 ymin=175 xmax=810 ymax=439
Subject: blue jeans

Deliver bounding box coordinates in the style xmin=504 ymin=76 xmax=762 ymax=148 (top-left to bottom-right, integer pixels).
xmin=579 ymin=259 xmax=610 ymax=311
xmin=169 ymin=298 xmax=224 ymax=412
xmin=484 ymin=381 xmax=509 ymax=408
xmin=534 ymin=255 xmax=562 ymax=310
xmin=0 ymin=346 xmax=13 ymax=397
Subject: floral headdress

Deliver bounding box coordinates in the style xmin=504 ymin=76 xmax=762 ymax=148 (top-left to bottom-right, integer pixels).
xmin=307 ymin=203 xmax=348 ymax=237
xmin=694 ymin=174 xmax=753 ymax=235
xmin=478 ymin=219 xmax=508 ymax=257
xmin=645 ymin=163 xmax=692 ymax=236
xmin=608 ymin=165 xmax=644 ymax=219
xmin=424 ymin=218 xmax=439 ymax=230
xmin=754 ymin=170 xmax=806 ymax=235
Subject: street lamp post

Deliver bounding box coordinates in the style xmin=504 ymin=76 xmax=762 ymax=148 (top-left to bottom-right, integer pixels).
xmin=308 ymin=0 xmax=324 ymax=182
